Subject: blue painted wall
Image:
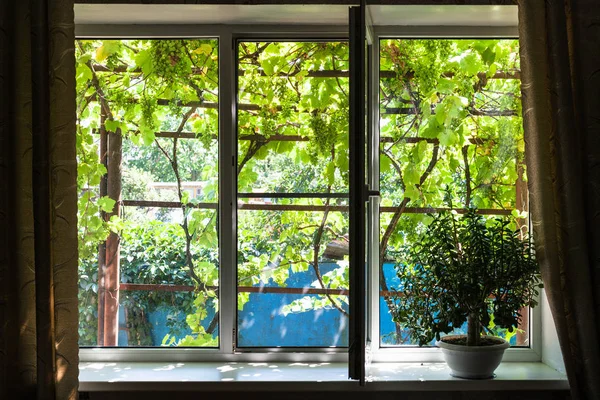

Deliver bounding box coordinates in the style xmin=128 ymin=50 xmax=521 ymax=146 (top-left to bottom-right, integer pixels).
xmin=118 ymin=262 xmax=350 ymax=347
xmin=237 ymin=262 xmax=349 ymax=347
xmin=118 ymin=262 xmax=517 ymax=347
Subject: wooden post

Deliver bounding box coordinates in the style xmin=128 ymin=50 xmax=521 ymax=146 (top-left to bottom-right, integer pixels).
xmin=103 ymin=127 xmax=122 ymax=346
xmin=515 ymin=158 xmax=530 ymax=345
xmin=515 ymin=161 xmax=529 ymax=236
xmin=97 ymin=114 xmax=108 ymax=346
xmin=517 ymin=305 xmax=530 ymax=346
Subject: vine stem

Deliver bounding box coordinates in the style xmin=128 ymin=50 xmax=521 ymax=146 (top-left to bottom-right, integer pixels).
xmin=155 ymin=106 xmax=223 ymax=337
xmin=462 ymin=145 xmax=472 ymax=208
xmin=311 ymin=185 xmax=348 ymax=317
xmin=307 ymin=146 xmax=348 ymax=317
xmin=238 ymin=140 xmax=264 ymax=174
xmin=154 ymin=107 xmax=206 ymax=291
xmin=379 ymin=144 xmax=440 ymax=343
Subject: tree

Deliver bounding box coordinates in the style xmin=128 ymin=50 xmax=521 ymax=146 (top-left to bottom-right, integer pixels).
xmin=390 ymin=209 xmax=541 ymax=347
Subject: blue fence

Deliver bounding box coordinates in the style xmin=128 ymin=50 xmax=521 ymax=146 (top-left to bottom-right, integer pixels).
xmin=117 ymin=262 xmax=516 ymax=347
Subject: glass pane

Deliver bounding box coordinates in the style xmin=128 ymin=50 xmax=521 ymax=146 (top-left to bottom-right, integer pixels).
xmin=123 ymin=137 xmax=218 ymax=203
xmin=77 ymin=39 xmax=219 ymax=347
xmin=238 ymin=209 xmax=349 ymax=347
xmin=236 ymin=41 xmax=350 ymax=347
xmin=378 ymin=39 xmax=530 ymax=347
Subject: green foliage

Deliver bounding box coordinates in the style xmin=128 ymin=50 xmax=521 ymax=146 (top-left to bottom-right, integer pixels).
xmin=237 ymin=42 xmax=349 ymax=194
xmin=235 ymin=41 xmax=351 ymax=316
xmin=78 ymin=258 xmax=99 ymax=344
xmin=379 ymin=39 xmax=522 ymax=214
xmin=76 ymin=39 xmax=221 ymax=346
xmin=378 ymin=40 xmax=527 ymax=345
xmin=75 ymin=37 xmax=526 ymax=347
xmin=78 ymin=220 xmax=219 ymax=346
xmin=237 ymin=208 xmax=349 ymax=314
xmin=389 ymin=209 xmax=542 ymax=346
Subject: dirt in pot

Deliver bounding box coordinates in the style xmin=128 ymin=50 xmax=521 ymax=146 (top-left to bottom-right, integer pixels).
xmin=442 ymin=337 xmax=505 ymax=346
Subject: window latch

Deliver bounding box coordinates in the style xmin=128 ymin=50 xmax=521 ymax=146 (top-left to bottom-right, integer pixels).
xmin=365 ymin=185 xmax=380 ymax=200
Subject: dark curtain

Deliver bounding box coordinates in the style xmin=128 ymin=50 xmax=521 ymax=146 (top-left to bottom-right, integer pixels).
xmin=0 ymin=0 xmax=79 ymax=399
xmin=518 ymin=1 xmax=600 ymax=400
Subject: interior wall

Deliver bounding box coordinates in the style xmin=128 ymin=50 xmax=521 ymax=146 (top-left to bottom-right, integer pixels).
xmin=541 ymin=290 xmax=566 ymax=374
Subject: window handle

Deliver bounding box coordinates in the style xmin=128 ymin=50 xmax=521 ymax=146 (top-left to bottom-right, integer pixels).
xmin=365 ymin=185 xmax=380 ymax=199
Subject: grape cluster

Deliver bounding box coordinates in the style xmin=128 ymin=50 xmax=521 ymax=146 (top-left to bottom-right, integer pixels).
xmin=140 ymin=97 xmax=157 ymax=132
xmin=258 ymin=108 xmax=277 ymax=138
xmin=150 ymin=40 xmax=191 ymax=83
xmin=309 ymin=114 xmax=337 ymax=159
xmin=108 ymin=88 xmax=135 ymax=118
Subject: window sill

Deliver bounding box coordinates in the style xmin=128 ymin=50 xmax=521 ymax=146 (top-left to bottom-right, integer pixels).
xmin=79 ymin=361 xmax=568 ymax=392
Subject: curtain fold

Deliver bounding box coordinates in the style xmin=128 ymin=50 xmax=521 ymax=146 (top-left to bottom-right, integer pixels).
xmin=0 ymin=0 xmax=79 ymax=399
xmin=518 ymin=1 xmax=600 ymax=399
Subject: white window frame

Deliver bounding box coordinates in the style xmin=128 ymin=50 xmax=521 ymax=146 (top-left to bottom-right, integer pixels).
xmin=76 ymin=9 xmax=542 ymax=365
xmin=77 ymin=23 xmax=350 ymax=363
xmin=369 ymin=24 xmax=542 ymax=364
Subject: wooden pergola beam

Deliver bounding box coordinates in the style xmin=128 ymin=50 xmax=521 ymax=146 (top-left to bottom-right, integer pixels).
xmin=90 ymin=64 xmax=520 ymax=80
xmin=120 ymin=283 xmax=348 ymax=296
xmin=152 ymin=132 xmax=490 ymax=145
xmin=85 ymin=96 xmax=517 ymax=117
xmin=123 ymin=199 xmax=512 ymax=215
xmin=97 ymin=114 xmax=108 ymax=346
xmin=117 ymin=284 xmax=483 ymax=300
xmin=150 ymin=99 xmax=517 ymax=117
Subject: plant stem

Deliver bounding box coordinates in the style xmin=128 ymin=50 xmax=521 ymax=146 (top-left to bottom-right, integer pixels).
xmin=462 ymin=145 xmax=472 ymax=208
xmin=467 ymin=313 xmax=480 ymax=346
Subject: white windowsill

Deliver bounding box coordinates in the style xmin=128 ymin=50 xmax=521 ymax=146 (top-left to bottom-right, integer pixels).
xmin=79 ymin=361 xmax=568 ymax=392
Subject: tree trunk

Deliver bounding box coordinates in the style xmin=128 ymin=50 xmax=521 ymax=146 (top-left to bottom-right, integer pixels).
xmin=467 ymin=313 xmax=480 ymax=346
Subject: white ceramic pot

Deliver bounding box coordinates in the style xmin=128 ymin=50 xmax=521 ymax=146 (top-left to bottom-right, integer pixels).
xmin=436 ymin=335 xmax=510 ymax=379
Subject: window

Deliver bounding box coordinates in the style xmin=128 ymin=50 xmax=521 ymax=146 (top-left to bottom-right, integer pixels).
xmin=236 ymin=41 xmax=350 ymax=348
xmin=377 ymin=38 xmax=530 ymax=348
xmin=76 ymin=4 xmax=540 ymax=366
xmin=77 ymin=38 xmax=220 ymax=347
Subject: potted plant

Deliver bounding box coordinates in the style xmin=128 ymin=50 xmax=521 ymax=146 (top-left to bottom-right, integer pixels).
xmin=389 ymin=209 xmax=542 ymax=379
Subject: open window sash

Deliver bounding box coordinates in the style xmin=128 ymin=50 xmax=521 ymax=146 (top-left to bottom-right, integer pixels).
xmin=349 ymin=0 xmax=376 ymax=384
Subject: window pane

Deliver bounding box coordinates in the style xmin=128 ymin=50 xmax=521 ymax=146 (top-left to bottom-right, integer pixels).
xmin=238 ymin=209 xmax=349 ymax=347
xmin=378 ymin=39 xmax=530 ymax=347
xmin=236 ymin=41 xmax=350 ymax=347
xmin=76 ymin=39 xmax=219 ymax=347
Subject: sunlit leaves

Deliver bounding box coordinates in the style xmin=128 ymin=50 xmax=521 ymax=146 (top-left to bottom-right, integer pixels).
xmin=76 ymin=39 xmax=221 ymax=346
xmin=378 ymin=39 xmax=525 ymax=345
xmin=76 ymin=62 xmax=93 ymax=85
xmin=75 ymin=37 xmax=525 ymax=347
xmin=238 ymin=42 xmax=349 ymax=193
xmin=193 ymin=43 xmax=213 ymax=56
xmin=97 ymin=196 xmax=116 ymax=213
xmin=379 ymin=38 xmax=522 ymax=222
xmin=95 ymin=41 xmax=120 ymax=62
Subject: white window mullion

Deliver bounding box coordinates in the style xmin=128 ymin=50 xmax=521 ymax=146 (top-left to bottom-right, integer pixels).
xmin=218 ymin=29 xmax=236 ymax=355
xmin=367 ymin=34 xmax=380 ymax=351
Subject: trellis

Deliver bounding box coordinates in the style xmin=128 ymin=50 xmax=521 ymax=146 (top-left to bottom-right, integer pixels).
xmin=92 ymin=65 xmax=527 ymax=346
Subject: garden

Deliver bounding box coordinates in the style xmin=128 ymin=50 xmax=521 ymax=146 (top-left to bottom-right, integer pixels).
xmin=76 ymin=37 xmax=527 ymax=348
